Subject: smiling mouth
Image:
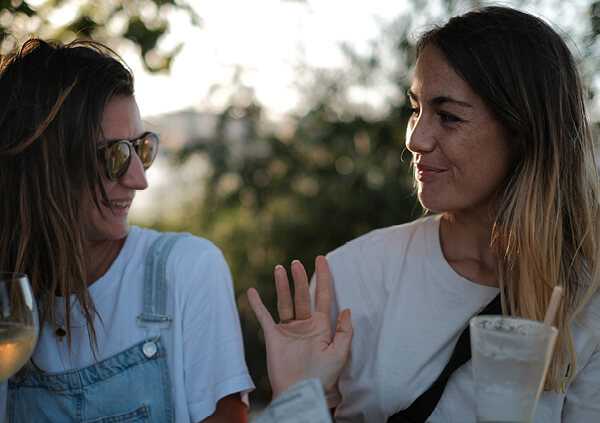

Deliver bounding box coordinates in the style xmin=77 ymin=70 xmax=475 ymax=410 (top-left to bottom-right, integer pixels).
xmin=415 ymin=164 xmax=444 ymax=181
xmin=101 ymin=200 xmax=132 ymax=209
xmin=109 ymin=200 xmax=131 ymax=208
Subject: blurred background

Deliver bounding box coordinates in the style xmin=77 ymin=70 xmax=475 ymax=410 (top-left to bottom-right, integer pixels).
xmin=2 ymin=0 xmax=600 ymax=412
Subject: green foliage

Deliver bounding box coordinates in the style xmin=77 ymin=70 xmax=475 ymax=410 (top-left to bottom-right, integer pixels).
xmin=0 ymin=0 xmax=199 ymax=72
xmin=161 ymin=77 xmax=422 ymax=402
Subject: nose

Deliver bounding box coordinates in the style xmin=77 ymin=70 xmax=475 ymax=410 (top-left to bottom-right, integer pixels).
xmin=119 ymin=151 xmax=149 ymax=190
xmin=405 ymin=113 xmax=436 ymax=154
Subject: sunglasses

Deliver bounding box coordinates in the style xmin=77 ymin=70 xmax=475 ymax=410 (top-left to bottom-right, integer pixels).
xmin=97 ymin=132 xmax=160 ymax=180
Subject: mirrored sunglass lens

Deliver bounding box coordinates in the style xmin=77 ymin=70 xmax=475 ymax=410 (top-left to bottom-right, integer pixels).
xmin=108 ymin=142 xmax=131 ymax=179
xmin=137 ymin=134 xmax=158 ymax=168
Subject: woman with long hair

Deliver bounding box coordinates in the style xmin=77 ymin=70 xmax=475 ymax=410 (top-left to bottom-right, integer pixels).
xmin=0 ymin=39 xmax=253 ymax=422
xmin=311 ymin=6 xmax=600 ymax=422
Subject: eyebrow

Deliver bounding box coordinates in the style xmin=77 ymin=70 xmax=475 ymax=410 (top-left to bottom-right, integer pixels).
xmin=407 ymin=89 xmax=473 ymax=109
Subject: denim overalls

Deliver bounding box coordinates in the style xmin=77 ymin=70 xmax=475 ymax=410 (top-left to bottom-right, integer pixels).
xmin=7 ymin=233 xmax=186 ymax=423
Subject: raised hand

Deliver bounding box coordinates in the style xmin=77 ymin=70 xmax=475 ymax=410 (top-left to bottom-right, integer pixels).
xmin=247 ymin=255 xmax=353 ymax=399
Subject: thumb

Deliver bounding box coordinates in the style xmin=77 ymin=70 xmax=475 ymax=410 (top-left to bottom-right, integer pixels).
xmin=328 ymin=309 xmax=353 ymax=361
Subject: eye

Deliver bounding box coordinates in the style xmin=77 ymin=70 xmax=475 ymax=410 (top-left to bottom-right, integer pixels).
xmin=407 ymin=106 xmax=420 ymax=130
xmin=439 ymin=112 xmax=461 ymax=123
xmin=407 ymin=106 xmax=420 ymax=128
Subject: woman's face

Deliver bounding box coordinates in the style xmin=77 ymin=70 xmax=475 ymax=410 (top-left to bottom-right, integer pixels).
xmin=81 ymin=95 xmax=148 ymax=243
xmin=406 ymin=44 xmax=515 ymax=214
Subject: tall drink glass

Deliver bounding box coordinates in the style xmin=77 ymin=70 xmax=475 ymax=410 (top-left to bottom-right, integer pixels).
xmin=470 ymin=316 xmax=558 ymax=423
xmin=0 ymin=272 xmax=38 ymax=381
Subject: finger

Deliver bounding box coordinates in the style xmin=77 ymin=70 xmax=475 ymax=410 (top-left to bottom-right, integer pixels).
xmin=247 ymin=288 xmax=276 ymax=331
xmin=275 ymin=265 xmax=294 ymax=323
xmin=314 ymin=255 xmax=332 ymax=317
xmin=328 ymin=309 xmax=353 ymax=361
xmin=291 ymin=259 xmax=311 ymax=320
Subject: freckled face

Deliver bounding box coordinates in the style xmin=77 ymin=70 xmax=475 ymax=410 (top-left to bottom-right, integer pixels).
xmin=80 ymin=95 xmax=149 ymax=242
xmin=405 ymin=44 xmax=515 ymax=214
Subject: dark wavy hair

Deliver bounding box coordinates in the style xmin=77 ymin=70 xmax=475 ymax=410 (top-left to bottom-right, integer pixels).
xmin=0 ymin=38 xmax=134 ymax=350
xmin=417 ymin=6 xmax=600 ymax=388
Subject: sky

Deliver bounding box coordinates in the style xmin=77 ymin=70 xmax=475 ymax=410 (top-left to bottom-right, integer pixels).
xmin=122 ymin=0 xmax=593 ymax=120
xmin=123 ymin=0 xmax=414 ymax=119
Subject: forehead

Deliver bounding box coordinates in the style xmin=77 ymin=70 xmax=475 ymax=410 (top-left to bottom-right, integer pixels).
xmin=100 ymin=95 xmax=144 ymax=141
xmin=410 ymin=44 xmax=482 ymax=105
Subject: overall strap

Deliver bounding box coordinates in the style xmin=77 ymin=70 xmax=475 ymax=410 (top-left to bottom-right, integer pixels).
xmin=138 ymin=232 xmax=189 ymax=327
xmin=387 ymin=292 xmax=502 ymax=423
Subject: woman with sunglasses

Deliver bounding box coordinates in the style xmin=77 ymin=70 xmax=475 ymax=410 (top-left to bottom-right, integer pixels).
xmin=0 ymin=39 xmax=253 ymax=422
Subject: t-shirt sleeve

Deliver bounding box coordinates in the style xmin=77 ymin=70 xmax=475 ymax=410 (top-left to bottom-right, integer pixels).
xmin=169 ymin=237 xmax=254 ymax=422
xmin=253 ymin=379 xmax=331 ymax=423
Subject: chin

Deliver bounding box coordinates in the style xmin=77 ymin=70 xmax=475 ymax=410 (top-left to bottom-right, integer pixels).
xmin=418 ymin=192 xmax=444 ymax=213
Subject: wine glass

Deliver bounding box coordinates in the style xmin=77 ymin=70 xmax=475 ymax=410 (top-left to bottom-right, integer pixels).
xmin=0 ymin=272 xmax=38 ymax=381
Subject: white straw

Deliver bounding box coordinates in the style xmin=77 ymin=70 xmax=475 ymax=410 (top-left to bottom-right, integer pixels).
xmin=540 ymin=286 xmax=563 ymax=339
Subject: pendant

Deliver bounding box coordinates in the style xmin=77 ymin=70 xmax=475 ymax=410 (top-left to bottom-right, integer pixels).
xmin=143 ymin=341 xmax=157 ymax=358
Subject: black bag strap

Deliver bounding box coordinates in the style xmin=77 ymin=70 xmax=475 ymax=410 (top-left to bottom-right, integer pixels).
xmin=387 ymin=292 xmax=502 ymax=423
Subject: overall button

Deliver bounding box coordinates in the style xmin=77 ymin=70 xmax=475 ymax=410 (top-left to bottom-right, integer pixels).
xmin=143 ymin=341 xmax=157 ymax=358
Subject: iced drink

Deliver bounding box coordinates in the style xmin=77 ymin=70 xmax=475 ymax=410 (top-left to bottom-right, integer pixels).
xmin=470 ymin=316 xmax=558 ymax=423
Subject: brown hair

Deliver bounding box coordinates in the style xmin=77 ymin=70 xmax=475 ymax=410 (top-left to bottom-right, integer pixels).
xmin=417 ymin=6 xmax=600 ymax=388
xmin=0 ymin=39 xmax=134 ymax=350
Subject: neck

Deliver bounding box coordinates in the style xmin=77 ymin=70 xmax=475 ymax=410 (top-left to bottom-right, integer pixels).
xmin=439 ymin=208 xmax=498 ymax=287
xmin=86 ymin=237 xmax=126 ymax=285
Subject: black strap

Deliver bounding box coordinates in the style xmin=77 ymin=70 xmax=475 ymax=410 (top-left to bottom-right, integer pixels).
xmin=387 ymin=293 xmax=502 ymax=423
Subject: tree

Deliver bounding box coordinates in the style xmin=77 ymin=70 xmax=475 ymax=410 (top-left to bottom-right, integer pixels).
xmin=0 ymin=0 xmax=200 ymax=72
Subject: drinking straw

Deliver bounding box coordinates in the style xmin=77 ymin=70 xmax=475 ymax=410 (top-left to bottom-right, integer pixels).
xmin=540 ymin=286 xmax=563 ymax=339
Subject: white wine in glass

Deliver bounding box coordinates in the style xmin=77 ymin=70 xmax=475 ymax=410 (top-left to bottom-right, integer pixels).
xmin=0 ymin=272 xmax=38 ymax=381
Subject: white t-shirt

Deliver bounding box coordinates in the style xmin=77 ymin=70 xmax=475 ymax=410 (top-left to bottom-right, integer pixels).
xmin=324 ymin=215 xmax=600 ymax=423
xmin=0 ymin=226 xmax=254 ymax=423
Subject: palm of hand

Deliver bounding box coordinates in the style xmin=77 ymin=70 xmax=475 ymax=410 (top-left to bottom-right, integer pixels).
xmin=266 ymin=311 xmax=335 ymax=394
xmin=247 ymin=256 xmax=353 ymax=399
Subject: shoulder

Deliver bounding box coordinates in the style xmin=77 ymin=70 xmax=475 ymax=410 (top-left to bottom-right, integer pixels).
xmin=579 ymin=288 xmax=600 ymax=324
xmin=170 ymin=232 xmax=224 ymax=261
xmin=569 ymin=290 xmax=600 ymax=375
xmin=573 ymin=289 xmax=600 ymax=342
xmin=573 ymin=290 xmax=600 ymax=345
xmin=560 ymin=292 xmax=600 ymax=419
xmin=128 ymin=227 xmax=231 ymax=290
xmin=324 ymin=215 xmax=439 ymax=309
xmin=168 ymin=235 xmax=230 ymax=284
xmin=327 ymin=215 xmax=438 ymax=269
xmin=164 ymin=234 xmax=233 ymax=298
xmin=129 ymin=226 xmax=225 ymax=263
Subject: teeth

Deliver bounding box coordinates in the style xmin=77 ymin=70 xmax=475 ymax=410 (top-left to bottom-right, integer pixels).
xmin=110 ymin=201 xmax=131 ymax=208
